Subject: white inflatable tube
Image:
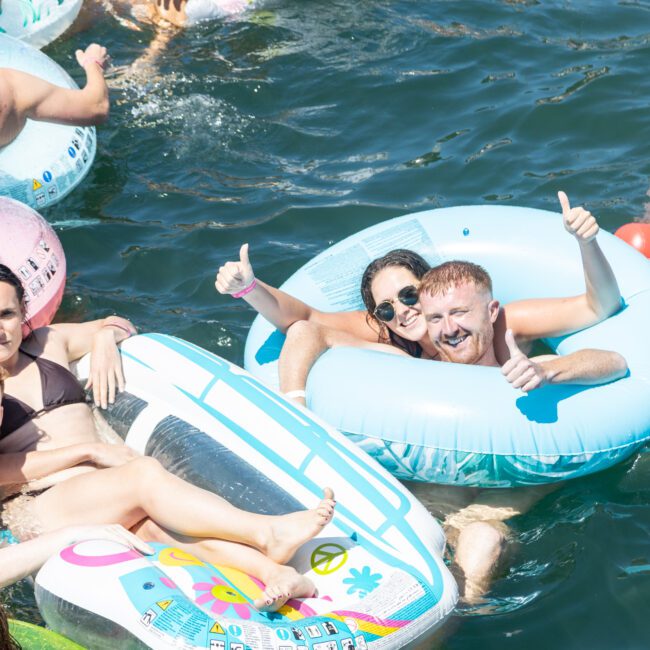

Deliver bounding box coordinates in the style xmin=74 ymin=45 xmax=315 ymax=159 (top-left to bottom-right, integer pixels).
xmin=0 ymin=34 xmax=96 ymax=209
xmin=0 ymin=0 xmax=82 ymax=49
xmin=184 ymin=0 xmax=256 ymax=24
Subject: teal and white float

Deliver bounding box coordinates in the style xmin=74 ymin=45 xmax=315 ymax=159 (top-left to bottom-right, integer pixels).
xmin=0 ymin=0 xmax=82 ymax=49
xmin=245 ymin=206 xmax=650 ymax=487
xmin=0 ymin=34 xmax=96 ymax=209
xmin=34 ymin=334 xmax=457 ymax=649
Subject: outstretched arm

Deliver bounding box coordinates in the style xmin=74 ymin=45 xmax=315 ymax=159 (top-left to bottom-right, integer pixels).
xmin=8 ymin=43 xmax=110 ymax=128
xmin=0 ymin=443 xmax=140 ymax=487
xmin=279 ymin=321 xmax=407 ymax=405
xmin=215 ymin=244 xmax=375 ymax=339
xmin=0 ymin=525 xmax=153 ymax=588
xmin=0 ymin=444 xmax=94 ymax=486
xmin=50 ymin=315 xmax=137 ymax=361
xmin=503 ymin=191 xmax=622 ymax=343
xmin=47 ymin=314 xmax=137 ymax=408
xmin=501 ymin=330 xmax=627 ymax=392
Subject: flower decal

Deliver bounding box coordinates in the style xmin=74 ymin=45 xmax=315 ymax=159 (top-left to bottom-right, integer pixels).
xmin=193 ymin=576 xmax=254 ymax=620
xmin=342 ymin=566 xmax=382 ymax=597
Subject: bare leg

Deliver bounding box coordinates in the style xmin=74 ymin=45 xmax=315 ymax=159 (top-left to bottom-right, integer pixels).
xmin=279 ymin=320 xmax=405 ymax=405
xmin=134 ymin=519 xmax=314 ymax=612
xmin=408 ymin=482 xmax=558 ymax=604
xmin=448 ymin=520 xmax=509 ymax=604
xmin=26 ymin=457 xmax=335 ymax=564
xmin=279 ymin=321 xmax=330 ymax=405
xmin=108 ymin=27 xmax=178 ymax=89
xmin=443 ymin=484 xmax=559 ymax=604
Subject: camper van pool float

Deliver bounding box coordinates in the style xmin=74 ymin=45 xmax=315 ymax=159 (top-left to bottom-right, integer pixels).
xmin=34 ymin=334 xmax=458 ymax=648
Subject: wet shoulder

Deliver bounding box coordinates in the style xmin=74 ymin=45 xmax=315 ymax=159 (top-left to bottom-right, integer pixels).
xmin=21 ymin=327 xmax=70 ymax=368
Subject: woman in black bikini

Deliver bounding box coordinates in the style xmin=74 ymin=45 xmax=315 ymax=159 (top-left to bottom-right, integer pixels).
xmin=0 ymin=265 xmax=335 ymax=611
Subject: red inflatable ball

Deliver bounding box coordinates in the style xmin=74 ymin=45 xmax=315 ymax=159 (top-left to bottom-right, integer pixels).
xmin=615 ymin=222 xmax=650 ymax=259
xmin=0 ymin=197 xmax=66 ymax=333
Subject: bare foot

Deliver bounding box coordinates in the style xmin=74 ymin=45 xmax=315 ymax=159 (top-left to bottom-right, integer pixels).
xmin=261 ymin=488 xmax=335 ymax=564
xmin=253 ymin=566 xmax=316 ymax=612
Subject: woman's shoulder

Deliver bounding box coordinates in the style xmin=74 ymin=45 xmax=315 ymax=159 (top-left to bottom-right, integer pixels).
xmin=21 ymin=326 xmax=68 ymax=362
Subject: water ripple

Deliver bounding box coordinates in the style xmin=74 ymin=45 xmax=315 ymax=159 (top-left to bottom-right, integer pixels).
xmin=536 ymin=66 xmax=610 ymax=104
xmin=466 ymin=138 xmax=513 ymax=163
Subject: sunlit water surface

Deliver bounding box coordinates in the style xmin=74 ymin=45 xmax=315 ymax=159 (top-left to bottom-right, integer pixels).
xmin=5 ymin=1 xmax=650 ymax=647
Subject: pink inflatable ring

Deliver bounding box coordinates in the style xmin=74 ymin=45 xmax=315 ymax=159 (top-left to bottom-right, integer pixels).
xmin=0 ymin=198 xmax=66 ymax=332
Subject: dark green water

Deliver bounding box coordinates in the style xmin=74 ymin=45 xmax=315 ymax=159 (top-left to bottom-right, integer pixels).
xmin=6 ymin=0 xmax=650 ymax=647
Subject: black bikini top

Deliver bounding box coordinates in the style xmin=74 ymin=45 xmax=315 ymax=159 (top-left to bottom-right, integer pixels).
xmin=0 ymin=350 xmax=87 ymax=438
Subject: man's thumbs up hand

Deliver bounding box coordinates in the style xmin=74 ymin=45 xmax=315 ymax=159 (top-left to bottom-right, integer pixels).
xmin=558 ymin=191 xmax=599 ymax=243
xmin=501 ymin=329 xmax=547 ymax=392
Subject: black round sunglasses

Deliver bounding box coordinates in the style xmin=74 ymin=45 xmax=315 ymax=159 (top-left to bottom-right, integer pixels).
xmin=373 ymin=285 xmax=419 ymax=322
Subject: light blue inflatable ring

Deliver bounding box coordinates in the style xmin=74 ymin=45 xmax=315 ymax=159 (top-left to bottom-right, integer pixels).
xmin=0 ymin=0 xmax=82 ymax=49
xmin=245 ymin=206 xmax=650 ymax=487
xmin=0 ymin=34 xmax=96 ymax=209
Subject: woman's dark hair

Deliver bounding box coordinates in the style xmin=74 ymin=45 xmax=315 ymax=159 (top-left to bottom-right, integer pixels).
xmin=0 ymin=264 xmax=26 ymax=308
xmin=360 ymin=249 xmax=430 ymax=357
xmin=0 ymin=603 xmax=21 ymax=649
xmin=0 ymin=264 xmax=30 ymax=333
xmin=0 ymin=272 xmax=21 ymax=646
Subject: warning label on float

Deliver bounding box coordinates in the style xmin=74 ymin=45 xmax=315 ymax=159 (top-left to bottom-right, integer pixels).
xmin=146 ymin=597 xmax=210 ymax=647
xmin=304 ymin=219 xmax=437 ymax=308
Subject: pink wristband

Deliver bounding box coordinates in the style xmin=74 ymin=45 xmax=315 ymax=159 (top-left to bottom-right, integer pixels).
xmin=84 ymin=57 xmax=105 ymax=70
xmin=232 ymin=279 xmax=257 ymax=299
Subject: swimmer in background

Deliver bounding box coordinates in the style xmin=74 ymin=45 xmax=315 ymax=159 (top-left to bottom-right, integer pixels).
xmin=0 ymin=43 xmax=109 ymax=147
xmin=88 ymin=0 xmax=254 ymax=86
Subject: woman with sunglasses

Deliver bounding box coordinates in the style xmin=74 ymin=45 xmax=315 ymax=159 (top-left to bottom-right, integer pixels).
xmin=216 ymin=192 xmax=623 ymax=604
xmin=216 ymin=192 xmax=622 ymax=403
